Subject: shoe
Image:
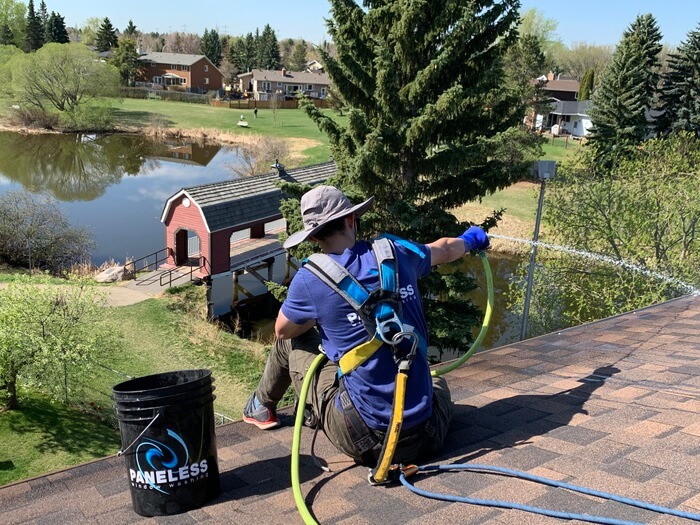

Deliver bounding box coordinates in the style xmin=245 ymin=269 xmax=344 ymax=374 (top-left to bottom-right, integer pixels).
xmin=242 ymin=393 xmax=280 ymax=430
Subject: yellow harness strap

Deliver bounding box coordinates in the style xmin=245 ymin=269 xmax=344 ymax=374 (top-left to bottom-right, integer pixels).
xmin=338 ymin=337 xmax=383 ymax=375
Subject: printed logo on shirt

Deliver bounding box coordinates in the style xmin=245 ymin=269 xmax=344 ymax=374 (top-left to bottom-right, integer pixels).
xmin=346 ymin=312 xmax=362 ymax=326
xmin=399 ymin=285 xmax=415 ymax=300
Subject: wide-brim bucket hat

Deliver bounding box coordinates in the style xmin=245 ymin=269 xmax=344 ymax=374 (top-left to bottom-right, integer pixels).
xmin=283 ymin=185 xmax=375 ymax=249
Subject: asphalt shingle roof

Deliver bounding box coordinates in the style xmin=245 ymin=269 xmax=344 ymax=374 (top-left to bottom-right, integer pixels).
xmin=164 ymin=161 xmax=336 ymax=232
xmin=3 ymin=294 xmax=700 ymax=524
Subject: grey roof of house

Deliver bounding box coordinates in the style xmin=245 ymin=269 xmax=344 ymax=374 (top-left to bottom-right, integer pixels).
xmin=162 ymin=161 xmax=336 ymax=232
xmin=3 ymin=294 xmax=700 ymax=523
xmin=550 ymin=100 xmax=591 ymax=116
xmin=239 ymin=68 xmax=331 ymax=86
xmin=137 ymin=52 xmax=211 ymax=66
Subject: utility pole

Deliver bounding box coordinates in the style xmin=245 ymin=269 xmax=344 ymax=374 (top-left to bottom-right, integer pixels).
xmin=520 ymin=160 xmax=556 ymax=341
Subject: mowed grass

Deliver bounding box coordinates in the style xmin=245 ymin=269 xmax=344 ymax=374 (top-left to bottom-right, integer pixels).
xmin=0 ymin=388 xmax=121 ymax=486
xmin=111 ymin=98 xmax=347 ymax=165
xmin=0 ymin=284 xmax=269 ymax=486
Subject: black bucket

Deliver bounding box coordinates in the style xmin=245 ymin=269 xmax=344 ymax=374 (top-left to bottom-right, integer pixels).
xmin=113 ymin=369 xmax=220 ymax=517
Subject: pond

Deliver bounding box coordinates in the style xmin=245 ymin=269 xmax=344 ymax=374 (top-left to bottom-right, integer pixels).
xmin=0 ymin=131 xmax=244 ymax=265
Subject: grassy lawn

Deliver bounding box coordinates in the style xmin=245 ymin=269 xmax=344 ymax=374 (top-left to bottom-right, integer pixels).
xmin=111 ymin=98 xmax=347 ymax=166
xmin=0 ymin=283 xmax=269 ymax=487
xmin=540 ymin=134 xmax=585 ymax=163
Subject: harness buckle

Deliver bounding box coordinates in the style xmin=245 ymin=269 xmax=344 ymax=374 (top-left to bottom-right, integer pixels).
xmin=376 ymin=311 xmax=405 ymax=345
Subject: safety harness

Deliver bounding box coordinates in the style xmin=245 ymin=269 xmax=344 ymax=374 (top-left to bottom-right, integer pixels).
xmin=303 ymin=237 xmax=425 ymax=483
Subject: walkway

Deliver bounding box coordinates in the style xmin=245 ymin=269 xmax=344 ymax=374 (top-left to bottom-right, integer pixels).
xmin=2 ymin=295 xmax=700 ymax=524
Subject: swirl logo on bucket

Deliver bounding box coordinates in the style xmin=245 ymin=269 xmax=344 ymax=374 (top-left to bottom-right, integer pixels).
xmin=129 ymin=428 xmax=209 ymax=494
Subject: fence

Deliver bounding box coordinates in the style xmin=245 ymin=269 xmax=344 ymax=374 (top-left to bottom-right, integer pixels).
xmin=210 ymin=98 xmax=329 ymax=110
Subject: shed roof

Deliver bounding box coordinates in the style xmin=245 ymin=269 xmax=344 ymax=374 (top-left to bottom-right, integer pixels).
xmin=160 ymin=161 xmax=336 ymax=233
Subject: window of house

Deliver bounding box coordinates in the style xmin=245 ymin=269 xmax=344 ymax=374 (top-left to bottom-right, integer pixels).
xmin=277 ymin=82 xmax=283 ymax=87
xmin=180 ymin=78 xmax=187 ymax=85
xmin=204 ymin=77 xmax=209 ymax=84
xmin=573 ymin=121 xmax=578 ymax=128
xmin=154 ymin=76 xmax=162 ymax=84
xmin=565 ymin=115 xmax=571 ymax=122
xmin=171 ymin=64 xmax=177 ymax=70
xmin=204 ymin=65 xmax=209 ymax=72
xmin=321 ymin=87 xmax=327 ymax=96
xmin=306 ymin=84 xmax=313 ymax=91
xmin=150 ymin=62 xmax=156 ymax=67
xmin=261 ymin=81 xmax=272 ymax=91
xmin=182 ymin=65 xmax=189 ymax=71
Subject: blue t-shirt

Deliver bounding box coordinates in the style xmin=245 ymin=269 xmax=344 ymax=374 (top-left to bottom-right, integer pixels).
xmin=281 ymin=239 xmax=433 ymax=431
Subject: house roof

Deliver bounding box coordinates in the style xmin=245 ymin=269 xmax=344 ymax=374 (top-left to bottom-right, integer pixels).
xmin=544 ymin=79 xmax=580 ymax=93
xmin=160 ymin=161 xmax=336 ymax=232
xmin=239 ymin=68 xmax=331 ymax=86
xmin=138 ymin=52 xmax=212 ymax=67
xmin=550 ymin=100 xmax=591 ymax=117
xmin=3 ymin=294 xmax=700 ymax=523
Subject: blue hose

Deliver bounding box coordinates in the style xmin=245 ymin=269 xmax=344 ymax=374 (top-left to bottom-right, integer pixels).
xmin=400 ymin=464 xmax=700 ymax=524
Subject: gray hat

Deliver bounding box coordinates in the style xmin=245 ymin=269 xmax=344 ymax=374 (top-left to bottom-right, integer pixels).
xmin=283 ymin=185 xmax=375 ymax=249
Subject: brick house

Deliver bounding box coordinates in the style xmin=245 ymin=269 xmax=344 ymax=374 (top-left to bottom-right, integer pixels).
xmin=137 ymin=52 xmax=224 ymax=93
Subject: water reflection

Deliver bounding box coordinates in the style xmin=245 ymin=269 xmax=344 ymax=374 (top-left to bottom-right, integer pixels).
xmin=0 ymin=131 xmax=235 ymax=264
xmin=0 ymin=132 xmax=223 ymax=202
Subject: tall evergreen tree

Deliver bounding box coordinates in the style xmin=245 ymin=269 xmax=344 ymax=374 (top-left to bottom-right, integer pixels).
xmin=95 ymin=17 xmax=118 ymax=52
xmin=229 ymin=32 xmax=256 ymax=73
xmin=588 ymin=17 xmax=657 ymax=156
xmin=578 ymin=68 xmax=594 ymax=101
xmin=257 ymin=24 xmax=280 ymax=70
xmin=296 ymin=0 xmax=534 ymax=351
xmin=45 ymin=12 xmax=69 ymax=44
xmin=289 ymin=40 xmax=308 ymax=71
xmin=657 ymin=24 xmax=700 ymax=136
xmin=123 ymin=20 xmax=137 ymax=38
xmin=200 ymin=28 xmax=222 ymax=67
xmin=37 ymin=0 xmax=49 ymax=42
xmin=24 ymin=0 xmax=44 ymax=51
xmin=623 ymin=14 xmax=662 ymax=110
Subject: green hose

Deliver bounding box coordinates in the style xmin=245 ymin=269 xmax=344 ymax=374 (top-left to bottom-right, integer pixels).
xmin=431 ymin=251 xmax=494 ymax=377
xmin=292 ymin=251 xmax=494 ymax=524
xmin=291 ymin=352 xmax=327 ymax=525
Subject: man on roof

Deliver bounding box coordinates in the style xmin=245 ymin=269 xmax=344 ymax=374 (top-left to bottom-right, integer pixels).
xmin=243 ymin=185 xmax=489 ymax=467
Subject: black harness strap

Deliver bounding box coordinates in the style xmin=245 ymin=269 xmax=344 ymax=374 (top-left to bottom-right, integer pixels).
xmin=338 ymin=378 xmax=379 ymax=464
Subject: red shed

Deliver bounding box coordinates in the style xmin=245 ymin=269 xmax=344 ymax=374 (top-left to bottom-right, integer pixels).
xmin=160 ymin=161 xmax=335 ymax=277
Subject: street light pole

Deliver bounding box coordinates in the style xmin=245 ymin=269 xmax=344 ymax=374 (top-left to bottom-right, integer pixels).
xmin=520 ymin=160 xmax=556 ymax=341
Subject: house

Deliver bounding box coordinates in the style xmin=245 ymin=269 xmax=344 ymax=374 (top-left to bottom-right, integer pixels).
xmin=547 ymin=100 xmax=592 ymax=138
xmin=136 ymin=52 xmax=224 ymax=93
xmin=237 ymin=68 xmax=331 ymax=101
xmin=532 ymin=73 xmax=592 ymax=137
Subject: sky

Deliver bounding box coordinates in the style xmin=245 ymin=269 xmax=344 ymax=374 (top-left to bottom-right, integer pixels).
xmin=42 ymin=0 xmax=700 ymax=48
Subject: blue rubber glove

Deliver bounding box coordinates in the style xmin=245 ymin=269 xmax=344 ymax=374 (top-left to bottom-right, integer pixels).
xmin=459 ymin=226 xmax=489 ymax=252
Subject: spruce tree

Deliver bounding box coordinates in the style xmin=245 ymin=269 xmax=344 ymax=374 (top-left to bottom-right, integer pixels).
xmin=289 ymin=40 xmax=308 ymax=71
xmin=578 ymin=68 xmax=594 ymax=101
xmin=658 ymin=24 xmax=700 ymax=135
xmin=623 ymin=14 xmax=662 ymax=110
xmin=295 ymin=0 xmax=533 ymax=351
xmin=588 ymin=19 xmax=655 ymax=156
xmin=45 ymin=12 xmax=69 ymax=44
xmin=24 ymin=0 xmax=45 ymax=51
xmin=38 ymin=0 xmax=49 ymax=42
xmin=257 ymin=24 xmax=280 ymax=70
xmin=95 ymin=17 xmax=118 ymax=52
xmin=123 ymin=20 xmax=137 ymax=38
xmin=200 ymin=28 xmax=222 ymax=67
xmin=229 ymin=32 xmax=256 ymax=73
